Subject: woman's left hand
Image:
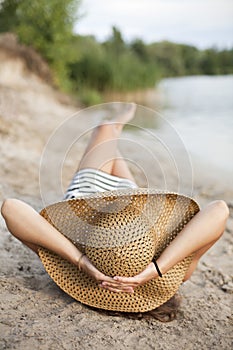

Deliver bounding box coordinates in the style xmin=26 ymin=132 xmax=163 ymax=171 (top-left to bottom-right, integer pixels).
xmin=100 ymin=262 xmax=158 ymax=293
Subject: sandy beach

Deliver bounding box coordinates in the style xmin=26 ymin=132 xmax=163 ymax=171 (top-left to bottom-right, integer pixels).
xmin=0 ymin=43 xmax=233 ymax=350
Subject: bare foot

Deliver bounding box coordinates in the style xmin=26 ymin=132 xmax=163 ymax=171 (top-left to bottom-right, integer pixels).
xmin=103 ymin=103 xmax=136 ymax=125
xmin=115 ymin=103 xmax=136 ymax=125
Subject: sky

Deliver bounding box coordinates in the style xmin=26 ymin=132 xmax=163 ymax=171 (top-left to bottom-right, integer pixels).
xmin=75 ymin=0 xmax=233 ymax=49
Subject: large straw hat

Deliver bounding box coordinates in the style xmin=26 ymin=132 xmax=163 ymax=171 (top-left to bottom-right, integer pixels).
xmin=38 ymin=189 xmax=199 ymax=313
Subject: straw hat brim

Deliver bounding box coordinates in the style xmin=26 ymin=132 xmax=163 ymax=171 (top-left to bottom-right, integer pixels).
xmin=38 ymin=188 xmax=200 ymax=313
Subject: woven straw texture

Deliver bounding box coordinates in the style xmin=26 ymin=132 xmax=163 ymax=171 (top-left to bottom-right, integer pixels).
xmin=38 ymin=188 xmax=199 ymax=313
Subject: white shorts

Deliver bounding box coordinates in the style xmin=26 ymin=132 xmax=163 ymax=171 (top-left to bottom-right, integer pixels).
xmin=64 ymin=168 xmax=138 ymax=200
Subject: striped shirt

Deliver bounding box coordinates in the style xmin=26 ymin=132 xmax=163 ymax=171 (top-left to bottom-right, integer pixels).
xmin=64 ymin=168 xmax=138 ymax=200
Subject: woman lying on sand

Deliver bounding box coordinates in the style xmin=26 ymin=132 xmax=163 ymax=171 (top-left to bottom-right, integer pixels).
xmin=1 ymin=103 xmax=229 ymax=321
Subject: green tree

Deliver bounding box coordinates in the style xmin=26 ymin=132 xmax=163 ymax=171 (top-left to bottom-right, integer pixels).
xmin=0 ymin=0 xmax=19 ymax=32
xmin=70 ymin=53 xmax=113 ymax=92
xmin=199 ymin=48 xmax=219 ymax=75
xmin=130 ymin=39 xmax=149 ymax=62
xmin=178 ymin=44 xmax=200 ymax=75
xmin=148 ymin=41 xmax=185 ymax=76
xmin=0 ymin=0 xmax=82 ymax=89
xmin=218 ymin=49 xmax=233 ymax=74
xmin=103 ymin=26 xmax=126 ymax=57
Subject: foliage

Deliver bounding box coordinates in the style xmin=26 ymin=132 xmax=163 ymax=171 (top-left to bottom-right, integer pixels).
xmin=0 ymin=1 xmax=233 ymax=104
xmin=0 ymin=0 xmax=81 ymax=90
xmin=78 ymin=88 xmax=103 ymax=107
xmin=69 ymin=29 xmax=160 ymax=94
xmin=147 ymin=41 xmax=233 ymax=77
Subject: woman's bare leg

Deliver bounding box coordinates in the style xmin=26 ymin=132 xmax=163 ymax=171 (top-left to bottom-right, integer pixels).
xmin=0 ymin=105 xmax=136 ymax=267
xmin=156 ymin=200 xmax=229 ymax=280
xmin=110 ymin=150 xmax=136 ymax=182
xmin=78 ymin=103 xmax=136 ymax=179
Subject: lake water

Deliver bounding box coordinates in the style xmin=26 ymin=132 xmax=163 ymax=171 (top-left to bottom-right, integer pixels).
xmin=156 ymin=75 xmax=233 ymax=181
xmin=103 ymin=76 xmax=233 ymax=191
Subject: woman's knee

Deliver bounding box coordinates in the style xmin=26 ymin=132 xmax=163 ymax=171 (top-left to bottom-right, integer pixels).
xmin=207 ymin=200 xmax=229 ymax=222
xmin=1 ymin=198 xmax=20 ymax=219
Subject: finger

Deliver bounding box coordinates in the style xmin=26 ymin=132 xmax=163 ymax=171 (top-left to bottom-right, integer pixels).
xmin=94 ymin=273 xmax=119 ymax=283
xmin=101 ymin=281 xmax=137 ymax=289
xmin=113 ymin=276 xmax=139 ymax=284
xmin=102 ymin=276 xmax=118 ymax=282
xmin=99 ymin=275 xmax=132 ymax=286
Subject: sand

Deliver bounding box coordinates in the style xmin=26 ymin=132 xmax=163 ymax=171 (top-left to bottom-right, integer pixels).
xmin=0 ymin=45 xmax=233 ymax=350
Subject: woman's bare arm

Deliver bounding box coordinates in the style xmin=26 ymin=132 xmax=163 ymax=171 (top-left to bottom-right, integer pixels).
xmin=101 ymin=200 xmax=229 ymax=292
xmin=1 ymin=198 xmax=133 ymax=292
xmin=2 ymin=199 xmax=228 ymax=294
